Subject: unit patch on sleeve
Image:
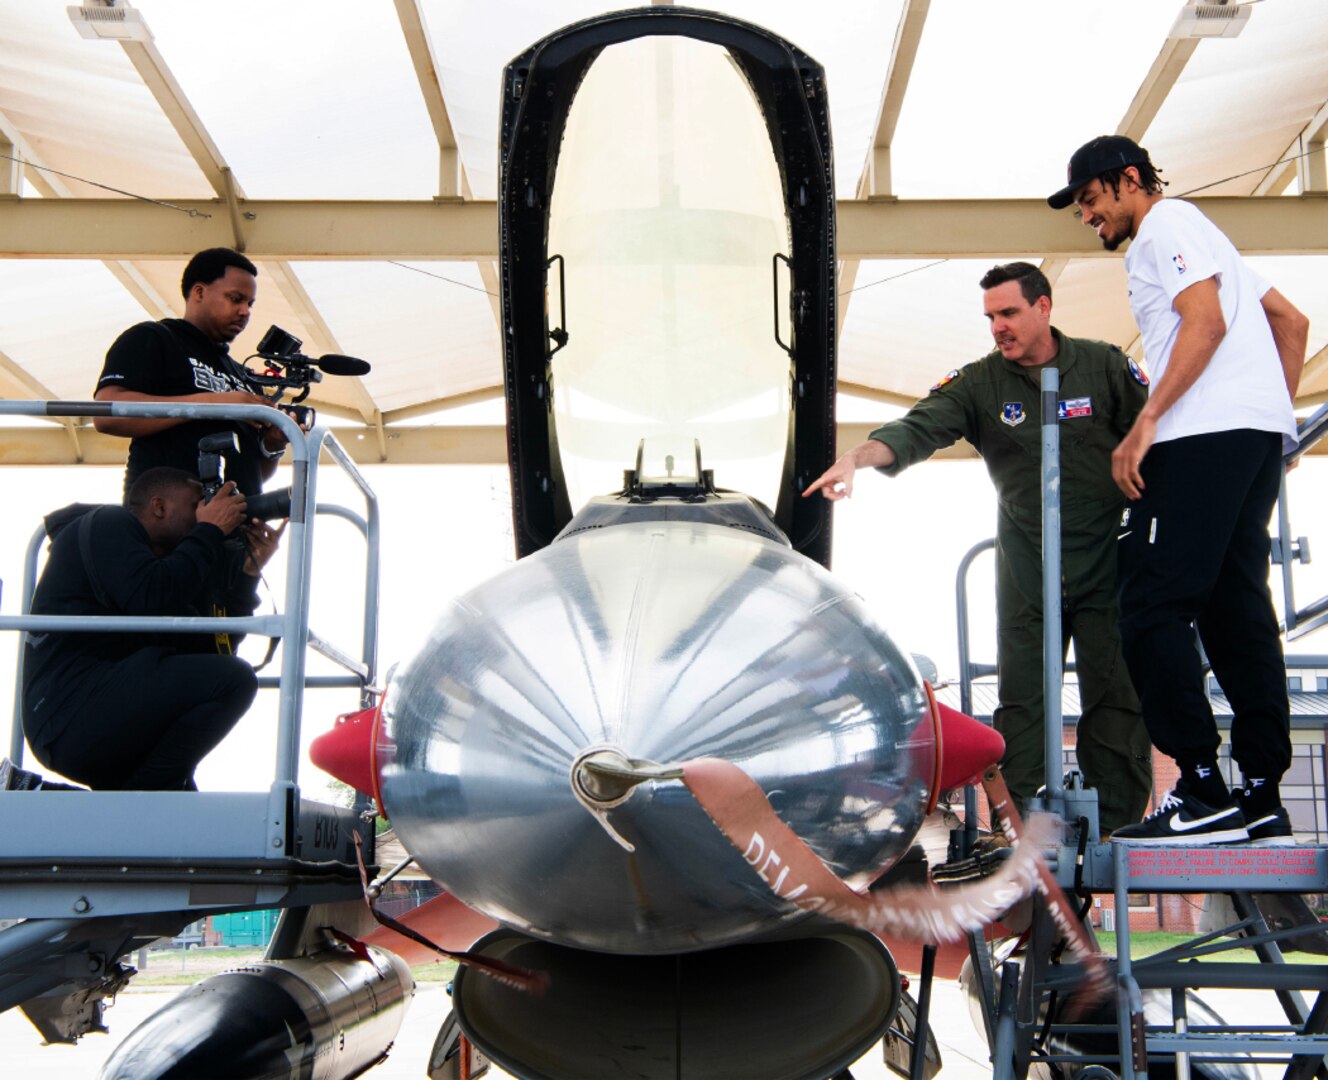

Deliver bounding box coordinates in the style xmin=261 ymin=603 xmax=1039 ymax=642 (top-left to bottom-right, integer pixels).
xmin=1127 ymin=357 xmax=1150 ymax=386
xmin=1000 ymin=402 xmax=1025 ymax=427
xmin=1057 ymin=397 xmax=1092 ymax=420
xmin=930 ymin=369 xmax=961 ymax=392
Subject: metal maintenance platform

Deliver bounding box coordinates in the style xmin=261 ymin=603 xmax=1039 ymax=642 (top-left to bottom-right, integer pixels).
xmin=1105 ymin=842 xmax=1328 ymax=1075
xmin=932 ymin=386 xmax=1328 ymax=1080
xmin=0 ymin=401 xmax=379 ymax=1039
xmin=991 ymin=829 xmax=1328 ymax=1080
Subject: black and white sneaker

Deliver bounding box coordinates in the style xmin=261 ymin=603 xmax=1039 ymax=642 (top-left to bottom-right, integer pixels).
xmin=1243 ymin=805 xmax=1295 ymax=847
xmin=1111 ymin=788 xmax=1249 ymax=846
xmin=0 ymin=756 xmax=54 ymax=792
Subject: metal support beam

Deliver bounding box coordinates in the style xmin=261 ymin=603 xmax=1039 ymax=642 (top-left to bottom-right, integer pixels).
xmin=835 ymin=258 xmax=863 ymax=344
xmin=5 ymin=195 xmax=1327 ymax=261
xmin=0 ymin=350 xmax=85 ymax=461
xmin=0 ymin=420 xmax=985 ymax=467
xmin=118 ymin=36 xmax=238 ymax=198
xmin=0 ymin=108 xmax=174 ymax=319
xmin=1118 ymin=37 xmax=1200 ymax=143
xmin=0 ymin=130 xmax=18 ymax=197
xmin=1303 ymin=341 xmax=1328 ymax=388
xmin=0 ymin=198 xmax=498 ymax=259
xmin=1 ymin=417 xmax=1321 ymax=467
xmin=1300 ymin=121 xmax=1328 ymax=196
xmin=1038 ymin=256 xmax=1070 ymax=291
xmin=837 ymin=381 xmax=919 ymax=411
xmin=0 ymin=424 xmax=507 ymax=467
xmin=381 ymin=385 xmax=505 ymax=425
xmin=834 ymin=196 xmax=1328 ymax=259
xmin=221 ymin=166 xmax=246 ymax=252
xmin=860 ymin=0 xmax=930 ymax=200
xmin=105 ymin=260 xmax=175 ymax=321
xmin=394 ymin=0 xmax=466 ymax=202
xmin=841 ymin=0 xmax=931 ymax=344
xmin=474 ymin=259 xmax=504 ymax=330
xmin=393 ymin=0 xmax=504 ymax=331
xmin=1255 ymin=96 xmax=1328 ymax=196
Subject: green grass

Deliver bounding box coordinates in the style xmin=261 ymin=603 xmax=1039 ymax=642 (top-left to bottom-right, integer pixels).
xmin=127 ymin=945 xmax=460 ymax=988
xmin=1095 ymin=930 xmax=1328 ymax=963
xmin=130 ymin=946 xmax=265 ymax=987
xmin=411 ymin=959 xmax=458 ymax=983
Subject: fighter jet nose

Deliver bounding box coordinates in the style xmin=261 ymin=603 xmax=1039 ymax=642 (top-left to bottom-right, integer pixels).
xmin=378 ymin=519 xmax=939 ymax=954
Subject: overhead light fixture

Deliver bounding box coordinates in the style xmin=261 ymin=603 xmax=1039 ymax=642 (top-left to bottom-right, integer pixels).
xmin=67 ymin=2 xmax=153 ymax=43
xmin=1169 ymin=2 xmax=1252 ymax=40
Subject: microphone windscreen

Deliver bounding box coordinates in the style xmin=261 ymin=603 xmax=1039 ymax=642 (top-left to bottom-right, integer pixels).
xmin=317 ymin=353 xmax=372 ymax=376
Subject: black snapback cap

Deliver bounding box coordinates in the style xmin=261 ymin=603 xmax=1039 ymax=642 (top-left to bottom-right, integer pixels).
xmin=1048 ymin=135 xmax=1150 ymax=209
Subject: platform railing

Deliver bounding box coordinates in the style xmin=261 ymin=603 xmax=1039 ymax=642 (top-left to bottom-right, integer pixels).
xmin=0 ymin=400 xmax=380 ymax=820
xmin=1276 ymin=402 xmax=1328 ymax=642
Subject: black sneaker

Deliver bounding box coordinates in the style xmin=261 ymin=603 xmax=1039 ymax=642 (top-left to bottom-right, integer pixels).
xmin=1242 ymin=805 xmax=1295 ymax=847
xmin=0 ymin=757 xmax=41 ymax=791
xmin=0 ymin=756 xmax=59 ymax=792
xmin=1111 ymin=788 xmax=1249 ymax=845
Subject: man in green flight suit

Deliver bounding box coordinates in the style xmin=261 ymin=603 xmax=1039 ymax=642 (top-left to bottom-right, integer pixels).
xmin=804 ymin=262 xmax=1152 ymax=835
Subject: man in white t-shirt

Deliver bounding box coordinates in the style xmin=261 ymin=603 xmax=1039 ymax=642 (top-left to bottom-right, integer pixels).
xmin=1048 ymin=135 xmax=1309 ymax=846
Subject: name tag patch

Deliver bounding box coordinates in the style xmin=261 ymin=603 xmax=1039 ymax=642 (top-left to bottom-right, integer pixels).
xmin=1058 ymin=397 xmax=1092 ymax=420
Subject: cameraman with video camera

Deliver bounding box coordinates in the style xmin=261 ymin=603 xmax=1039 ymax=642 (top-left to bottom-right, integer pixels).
xmin=92 ymin=247 xmax=291 ymax=497
xmin=21 ymin=468 xmax=283 ymax=791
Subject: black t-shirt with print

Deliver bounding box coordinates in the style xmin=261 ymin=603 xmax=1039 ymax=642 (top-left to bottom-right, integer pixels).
xmin=97 ymin=318 xmax=268 ymax=496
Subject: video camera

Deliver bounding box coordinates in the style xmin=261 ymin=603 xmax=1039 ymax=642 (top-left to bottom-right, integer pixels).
xmin=246 ymin=325 xmax=373 ymax=427
xmin=197 ymin=432 xmax=292 ymax=521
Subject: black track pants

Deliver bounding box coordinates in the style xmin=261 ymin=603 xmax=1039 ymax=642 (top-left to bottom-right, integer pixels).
xmin=29 ymin=647 xmax=258 ymax=790
xmin=1117 ymin=429 xmax=1290 ymax=781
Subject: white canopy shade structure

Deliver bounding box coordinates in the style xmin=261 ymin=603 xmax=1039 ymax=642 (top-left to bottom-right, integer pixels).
xmin=2 ymin=0 xmax=1328 ymax=468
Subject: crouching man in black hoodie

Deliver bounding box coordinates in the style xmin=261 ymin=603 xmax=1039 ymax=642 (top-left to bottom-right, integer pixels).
xmin=21 ymin=467 xmax=283 ymax=791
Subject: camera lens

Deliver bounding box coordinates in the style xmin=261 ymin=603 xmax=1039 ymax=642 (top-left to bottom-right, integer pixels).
xmin=245 ymin=487 xmax=293 ymax=521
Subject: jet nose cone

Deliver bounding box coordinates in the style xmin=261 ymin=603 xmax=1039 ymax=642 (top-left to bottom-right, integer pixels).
xmin=380 ymin=520 xmax=938 ymax=953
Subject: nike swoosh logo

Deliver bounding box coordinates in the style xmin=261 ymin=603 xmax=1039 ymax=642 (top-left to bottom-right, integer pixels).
xmin=1169 ymin=809 xmax=1238 ymax=832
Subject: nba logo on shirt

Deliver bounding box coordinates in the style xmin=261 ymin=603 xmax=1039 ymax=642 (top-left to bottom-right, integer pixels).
xmin=1173 ymin=253 xmax=1187 ymax=275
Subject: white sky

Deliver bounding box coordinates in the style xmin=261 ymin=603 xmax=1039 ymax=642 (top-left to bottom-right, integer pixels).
xmin=2 ymin=446 xmax=1325 ymax=799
